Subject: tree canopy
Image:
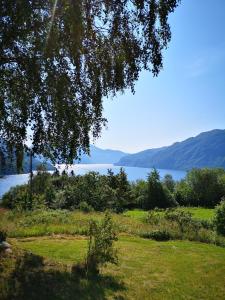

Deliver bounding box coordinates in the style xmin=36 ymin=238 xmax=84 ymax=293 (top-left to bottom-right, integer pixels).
xmin=0 ymin=0 xmax=181 ymax=171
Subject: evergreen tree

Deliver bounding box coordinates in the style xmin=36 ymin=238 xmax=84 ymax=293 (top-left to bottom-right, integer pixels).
xmin=143 ymin=168 xmax=167 ymax=209
xmin=115 ymin=168 xmax=131 ymax=212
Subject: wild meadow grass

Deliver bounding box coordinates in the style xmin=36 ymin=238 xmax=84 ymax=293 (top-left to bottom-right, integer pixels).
xmin=123 ymin=207 xmax=215 ymax=221
xmin=1 ymin=207 xmax=224 ymax=248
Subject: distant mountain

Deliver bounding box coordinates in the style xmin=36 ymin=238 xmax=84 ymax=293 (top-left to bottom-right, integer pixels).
xmin=0 ymin=142 xmax=127 ymax=175
xmin=116 ymin=129 xmax=225 ymax=170
xmin=75 ymin=145 xmax=128 ymax=164
xmin=0 ymin=141 xmax=54 ymax=176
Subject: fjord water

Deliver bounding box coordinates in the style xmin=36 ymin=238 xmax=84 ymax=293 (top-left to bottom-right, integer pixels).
xmin=0 ymin=164 xmax=186 ymax=198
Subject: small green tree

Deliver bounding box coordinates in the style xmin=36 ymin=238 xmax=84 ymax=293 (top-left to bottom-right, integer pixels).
xmin=214 ymin=198 xmax=225 ymax=236
xmin=115 ymin=168 xmax=131 ymax=212
xmin=86 ymin=213 xmax=118 ymax=275
xmin=107 ymin=169 xmax=118 ymax=190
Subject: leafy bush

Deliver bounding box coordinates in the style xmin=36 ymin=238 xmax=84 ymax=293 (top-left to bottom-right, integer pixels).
xmin=85 ymin=213 xmax=118 ymax=275
xmin=1 ymin=185 xmax=29 ymax=210
xmin=18 ymin=210 xmax=71 ymax=227
xmin=214 ymin=198 xmax=225 ymax=236
xmin=175 ymin=168 xmax=225 ymax=207
xmin=200 ymin=219 xmax=213 ymax=230
xmin=53 ymin=191 xmax=67 ymax=209
xmin=165 ymin=209 xmax=194 ymax=234
xmin=144 ymin=210 xmax=161 ymax=225
xmin=79 ymin=201 xmax=93 ymax=213
xmin=141 ymin=229 xmax=171 ymax=241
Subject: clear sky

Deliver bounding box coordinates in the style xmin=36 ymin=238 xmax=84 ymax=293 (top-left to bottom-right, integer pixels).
xmin=94 ymin=0 xmax=225 ymax=153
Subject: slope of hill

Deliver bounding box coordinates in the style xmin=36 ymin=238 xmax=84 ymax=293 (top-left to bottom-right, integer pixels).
xmin=0 ymin=146 xmax=54 ymax=176
xmin=74 ymin=145 xmax=128 ymax=164
xmin=116 ymin=129 xmax=225 ymax=170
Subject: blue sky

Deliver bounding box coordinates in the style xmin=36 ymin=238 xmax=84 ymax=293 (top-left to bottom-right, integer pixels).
xmin=94 ymin=0 xmax=225 ymax=153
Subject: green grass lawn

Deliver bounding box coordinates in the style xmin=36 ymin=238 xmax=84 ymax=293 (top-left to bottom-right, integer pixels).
xmin=12 ymin=235 xmax=225 ymax=300
xmin=1 ymin=207 xmax=225 ymax=299
xmin=182 ymin=207 xmax=215 ymax=220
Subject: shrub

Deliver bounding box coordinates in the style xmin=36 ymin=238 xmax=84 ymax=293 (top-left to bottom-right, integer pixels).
xmin=214 ymin=198 xmax=225 ymax=236
xmin=53 ymin=191 xmax=67 ymax=209
xmin=141 ymin=229 xmax=171 ymax=241
xmin=79 ymin=201 xmax=94 ymax=213
xmin=200 ymin=219 xmax=213 ymax=230
xmin=18 ymin=210 xmax=71 ymax=226
xmin=165 ymin=210 xmax=193 ymax=234
xmin=31 ymin=194 xmax=46 ymax=210
xmin=85 ymin=213 xmax=118 ymax=275
xmin=144 ymin=210 xmax=161 ymax=225
xmin=1 ymin=185 xmax=29 ymax=210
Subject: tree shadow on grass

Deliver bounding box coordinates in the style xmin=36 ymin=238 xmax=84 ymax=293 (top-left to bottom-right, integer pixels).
xmin=4 ymin=252 xmax=126 ymax=300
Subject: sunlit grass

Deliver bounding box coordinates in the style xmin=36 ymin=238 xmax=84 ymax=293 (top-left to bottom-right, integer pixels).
xmin=123 ymin=207 xmax=215 ymax=221
xmin=13 ymin=235 xmax=225 ymax=300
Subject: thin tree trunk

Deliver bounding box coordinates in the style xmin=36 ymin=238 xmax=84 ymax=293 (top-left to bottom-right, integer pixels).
xmin=29 ymin=149 xmax=33 ymax=209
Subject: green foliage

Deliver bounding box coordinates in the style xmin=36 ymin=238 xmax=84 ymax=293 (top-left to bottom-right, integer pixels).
xmin=144 ymin=210 xmax=162 ymax=225
xmin=130 ymin=180 xmax=147 ymax=208
xmin=1 ymin=170 xmax=133 ymax=212
xmin=31 ymin=171 xmax=52 ymax=195
xmin=1 ymin=185 xmax=30 ymax=211
xmin=174 ymin=168 xmax=225 ymax=208
xmin=214 ymin=198 xmax=225 ymax=236
xmin=114 ymin=168 xmax=132 ymax=212
xmin=162 ymin=174 xmax=175 ymax=193
xmin=79 ymin=202 xmax=94 ymax=213
xmin=165 ymin=209 xmax=194 ymax=234
xmin=2 ymin=167 xmax=225 ymax=215
xmin=141 ymin=229 xmax=171 ymax=241
xmin=143 ymin=169 xmax=175 ymax=209
xmin=0 ymin=1 xmax=180 ymax=170
xmin=86 ymin=213 xmax=118 ymax=275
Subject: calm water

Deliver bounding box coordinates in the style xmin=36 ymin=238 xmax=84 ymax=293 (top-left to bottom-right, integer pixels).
xmin=0 ymin=164 xmax=186 ymax=198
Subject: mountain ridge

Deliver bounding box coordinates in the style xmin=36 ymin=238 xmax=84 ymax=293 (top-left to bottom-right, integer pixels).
xmin=1 ymin=129 xmax=225 ymax=174
xmin=115 ymin=129 xmax=225 ymax=170
xmin=74 ymin=145 xmax=128 ymax=164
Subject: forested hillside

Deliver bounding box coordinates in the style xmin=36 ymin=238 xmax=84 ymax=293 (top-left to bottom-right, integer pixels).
xmin=116 ymin=130 xmax=225 ymax=170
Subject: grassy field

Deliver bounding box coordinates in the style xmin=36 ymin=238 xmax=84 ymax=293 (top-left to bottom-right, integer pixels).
xmin=1 ymin=207 xmax=225 ymax=299
xmin=2 ymin=235 xmax=224 ymax=299
xmin=123 ymin=207 xmax=215 ymax=221
xmin=0 ymin=207 xmax=215 ymax=239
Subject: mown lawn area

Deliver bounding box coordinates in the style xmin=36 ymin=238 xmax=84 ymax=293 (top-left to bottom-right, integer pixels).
xmin=11 ymin=235 xmax=225 ymax=300
xmin=1 ymin=207 xmax=225 ymax=299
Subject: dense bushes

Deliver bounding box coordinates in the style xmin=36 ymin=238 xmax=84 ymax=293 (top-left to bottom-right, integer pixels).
xmin=1 ymin=167 xmax=225 ymax=212
xmin=214 ymin=199 xmax=225 ymax=236
xmin=1 ymin=168 xmax=132 ymax=212
xmin=141 ymin=229 xmax=171 ymax=241
xmin=174 ymin=168 xmax=225 ymax=208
